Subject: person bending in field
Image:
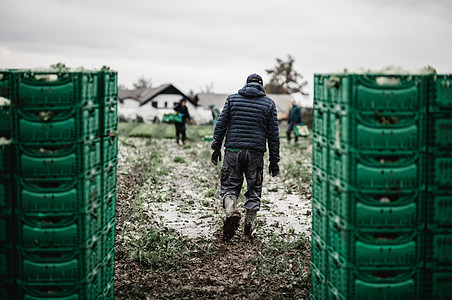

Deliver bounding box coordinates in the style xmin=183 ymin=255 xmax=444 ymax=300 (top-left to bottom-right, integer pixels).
xmin=211 ymin=73 xmax=280 ymax=241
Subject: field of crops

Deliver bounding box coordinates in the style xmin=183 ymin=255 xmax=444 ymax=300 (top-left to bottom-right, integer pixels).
xmin=114 ymin=122 xmax=313 ymax=299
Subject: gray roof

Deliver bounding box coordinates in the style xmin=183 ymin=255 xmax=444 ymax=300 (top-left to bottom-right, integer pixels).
xmin=194 ymin=93 xmax=229 ymax=110
xmin=118 ymin=84 xmax=194 ymax=106
xmin=193 ymin=92 xmax=294 ymax=113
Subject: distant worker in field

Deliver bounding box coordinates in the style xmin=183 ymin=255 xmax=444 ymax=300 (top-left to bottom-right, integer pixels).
xmin=211 ymin=73 xmax=280 ymax=240
xmin=286 ymin=99 xmax=302 ymax=143
xmin=173 ymin=98 xmax=191 ymax=145
xmin=209 ymin=104 xmax=220 ymax=125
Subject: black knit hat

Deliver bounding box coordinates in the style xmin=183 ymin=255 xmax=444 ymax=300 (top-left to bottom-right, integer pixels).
xmin=246 ymin=73 xmax=263 ymax=85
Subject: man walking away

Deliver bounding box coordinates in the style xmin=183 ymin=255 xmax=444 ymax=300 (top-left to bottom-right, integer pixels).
xmin=286 ymin=99 xmax=302 ymax=143
xmin=211 ymin=73 xmax=280 ymax=240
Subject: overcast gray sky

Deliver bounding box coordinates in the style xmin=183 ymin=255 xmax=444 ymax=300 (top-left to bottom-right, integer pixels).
xmin=1 ymin=0 xmax=451 ymax=104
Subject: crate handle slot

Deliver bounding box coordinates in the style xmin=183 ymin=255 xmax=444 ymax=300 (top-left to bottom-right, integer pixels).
xmin=33 ymin=74 xmax=59 ymax=82
xmin=36 ymin=181 xmax=64 ymax=189
xmin=373 ymin=194 xmax=400 ymax=202
xmin=371 ymin=270 xmax=398 ymax=279
xmin=375 ymin=77 xmax=401 ymax=86
xmin=37 ymin=287 xmax=66 ymax=294
xmin=38 ymin=110 xmax=58 ymax=121
xmin=37 ymin=252 xmax=64 ymax=259
xmin=373 ymin=155 xmax=401 ymax=164
xmin=373 ymin=232 xmax=399 ymax=240
xmin=39 ymin=216 xmax=64 ymax=225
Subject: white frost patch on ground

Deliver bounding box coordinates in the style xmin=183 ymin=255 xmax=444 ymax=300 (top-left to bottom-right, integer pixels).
xmin=118 ymin=137 xmax=313 ymax=240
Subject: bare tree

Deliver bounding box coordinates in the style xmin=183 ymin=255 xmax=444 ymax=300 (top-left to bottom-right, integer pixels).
xmin=133 ymin=76 xmax=152 ymax=89
xmin=265 ymin=55 xmax=308 ymax=95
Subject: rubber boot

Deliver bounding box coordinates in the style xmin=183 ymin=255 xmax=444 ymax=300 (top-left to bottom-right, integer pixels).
xmin=223 ymin=196 xmax=241 ymax=241
xmin=244 ymin=209 xmax=257 ymax=236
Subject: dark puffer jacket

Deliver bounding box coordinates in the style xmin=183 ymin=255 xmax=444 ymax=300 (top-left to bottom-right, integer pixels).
xmin=212 ymin=82 xmax=280 ymax=162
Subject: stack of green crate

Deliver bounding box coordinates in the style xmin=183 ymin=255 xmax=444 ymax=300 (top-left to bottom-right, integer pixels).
xmin=0 ymin=70 xmax=16 ymax=300
xmin=425 ymin=75 xmax=452 ymax=299
xmin=99 ymin=70 xmax=118 ymax=299
xmin=310 ymin=74 xmax=331 ymax=300
xmin=6 ymin=69 xmax=117 ymax=300
xmin=311 ymin=74 xmax=428 ymax=300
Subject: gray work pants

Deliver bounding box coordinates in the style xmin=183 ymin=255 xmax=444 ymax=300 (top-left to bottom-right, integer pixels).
xmin=220 ymin=149 xmax=264 ymax=211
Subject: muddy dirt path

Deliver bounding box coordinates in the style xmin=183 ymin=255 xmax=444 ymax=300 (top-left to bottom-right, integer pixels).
xmin=114 ymin=136 xmax=313 ymax=299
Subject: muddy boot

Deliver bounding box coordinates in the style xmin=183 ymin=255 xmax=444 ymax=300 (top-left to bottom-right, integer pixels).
xmin=223 ymin=196 xmax=241 ymax=241
xmin=244 ymin=209 xmax=257 ymax=236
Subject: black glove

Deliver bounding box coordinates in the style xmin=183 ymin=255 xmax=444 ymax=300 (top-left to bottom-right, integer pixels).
xmin=269 ymin=161 xmax=279 ymax=177
xmin=212 ymin=150 xmax=222 ymax=166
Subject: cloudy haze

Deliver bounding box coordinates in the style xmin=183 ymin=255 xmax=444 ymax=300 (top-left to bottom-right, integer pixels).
xmin=1 ymin=0 xmax=451 ymax=105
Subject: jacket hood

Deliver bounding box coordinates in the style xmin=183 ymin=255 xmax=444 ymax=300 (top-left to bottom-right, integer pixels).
xmin=238 ymin=82 xmax=266 ymax=98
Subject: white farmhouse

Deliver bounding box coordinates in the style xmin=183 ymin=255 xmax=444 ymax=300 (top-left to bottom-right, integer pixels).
xmin=118 ymin=84 xmax=197 ymax=123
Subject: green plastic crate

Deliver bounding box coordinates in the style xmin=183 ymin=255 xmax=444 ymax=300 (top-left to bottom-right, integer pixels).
xmin=329 ymin=107 xmax=426 ymax=151
xmin=99 ymin=71 xmax=118 ymax=102
xmin=16 ymin=209 xmax=102 ymax=249
xmin=102 ymin=277 xmax=114 ymax=300
xmin=427 ymin=113 xmax=452 ymax=150
xmin=329 ymin=148 xmax=425 ymax=190
xmin=311 ymin=232 xmax=328 ymax=273
xmin=424 ymin=267 xmax=452 ymax=299
xmin=0 ymin=142 xmax=12 ymax=172
xmin=102 ymin=249 xmax=115 ymax=290
xmin=0 ymin=210 xmax=13 ymax=244
xmin=329 ymin=179 xmax=424 ymax=228
xmin=12 ymin=71 xmax=100 ymax=107
xmin=17 ymin=237 xmax=102 ymax=282
xmin=101 ymin=98 xmax=118 ymax=136
xmin=313 ymin=74 xmax=331 ymax=103
xmin=328 ymin=214 xmax=424 ymax=267
xmin=310 ymin=263 xmax=327 ymax=300
xmin=102 ymin=162 xmax=117 ymax=195
xmin=0 ymin=283 xmax=17 ymax=300
xmin=426 ymin=192 xmax=452 ymax=227
xmin=12 ymin=105 xmax=100 ymax=143
xmin=313 ymin=101 xmax=330 ymax=139
xmin=427 ymin=153 xmax=452 ymax=190
xmin=17 ymin=267 xmax=102 ymax=300
xmin=315 ymin=74 xmax=428 ymax=111
xmin=0 ymin=106 xmax=11 ymax=136
xmin=16 ymin=139 xmax=101 ymax=178
xmin=102 ymin=219 xmax=115 ymax=257
xmin=429 ymin=74 xmax=452 ymax=112
xmin=0 ymin=176 xmax=13 ymax=210
xmin=0 ymin=71 xmax=12 ymax=98
xmin=353 ymin=74 xmax=427 ymax=111
xmin=103 ymin=191 xmax=116 ymax=226
xmin=426 ymin=228 xmax=452 ymax=266
xmin=327 ymin=250 xmax=423 ymax=299
xmin=317 ymin=74 xmax=352 ymax=105
xmin=16 ymin=175 xmax=101 ymax=214
xmin=0 ymin=246 xmax=15 ymax=283
xmin=102 ymin=134 xmax=118 ymax=165
xmin=312 ymin=133 xmax=328 ymax=173
xmin=312 ymin=201 xmax=328 ymax=241
xmin=312 ymin=167 xmax=328 ymax=208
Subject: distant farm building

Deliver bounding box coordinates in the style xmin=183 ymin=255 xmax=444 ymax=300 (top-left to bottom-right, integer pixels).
xmin=118 ymin=84 xmax=297 ymax=124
